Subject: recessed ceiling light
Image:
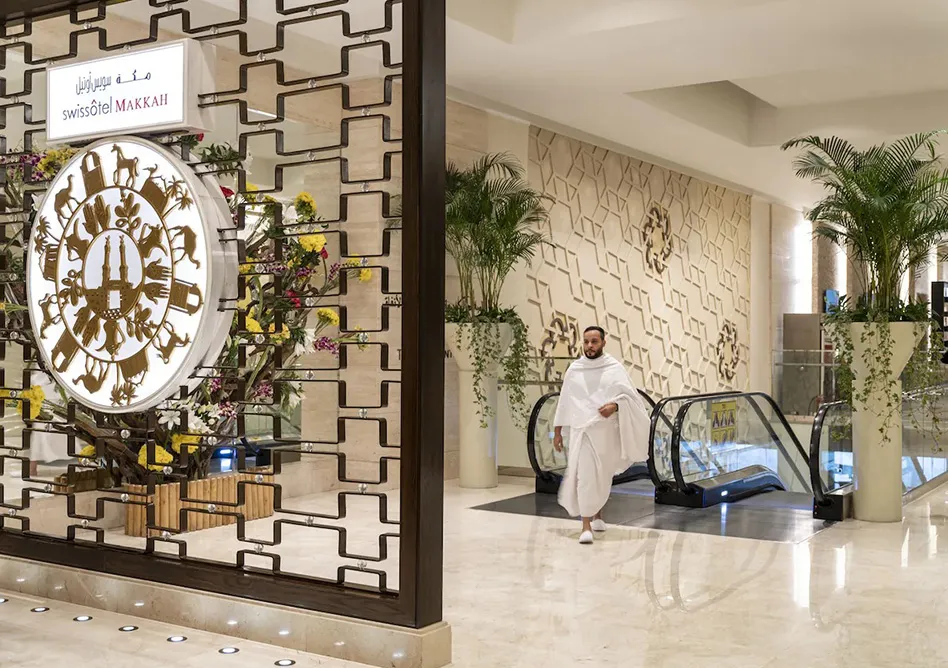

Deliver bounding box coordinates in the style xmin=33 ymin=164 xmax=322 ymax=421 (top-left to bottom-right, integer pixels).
xmin=73 ymin=615 xmax=92 ymax=622
xmin=275 ymin=661 xmax=296 ymax=667
xmin=167 ymin=636 xmax=187 ymax=643
xmin=30 ymin=607 xmax=48 ymax=613
xmin=119 ymin=626 xmax=138 ymax=632
xmin=219 ymin=647 xmax=239 ymax=655
xmin=133 ymin=601 xmax=145 ymax=607
xmin=278 ymin=629 xmax=290 ymax=636
xmin=0 ymin=598 xmax=7 ymax=604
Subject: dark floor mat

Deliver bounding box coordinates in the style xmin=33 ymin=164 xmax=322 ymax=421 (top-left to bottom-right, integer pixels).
xmin=472 ymin=488 xmax=830 ymax=543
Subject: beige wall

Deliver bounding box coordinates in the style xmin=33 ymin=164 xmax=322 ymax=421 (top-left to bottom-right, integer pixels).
xmin=522 ymin=127 xmax=752 ymax=396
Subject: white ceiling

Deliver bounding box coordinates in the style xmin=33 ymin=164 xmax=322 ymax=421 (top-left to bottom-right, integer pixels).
xmin=13 ymin=0 xmax=948 ymax=208
xmin=444 ymin=0 xmax=948 ymax=208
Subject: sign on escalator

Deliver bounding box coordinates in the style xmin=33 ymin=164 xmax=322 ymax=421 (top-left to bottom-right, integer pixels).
xmin=710 ymin=400 xmax=737 ymax=446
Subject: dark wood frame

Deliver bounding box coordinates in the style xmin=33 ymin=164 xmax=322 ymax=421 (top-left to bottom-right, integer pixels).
xmin=0 ymin=0 xmax=446 ymax=629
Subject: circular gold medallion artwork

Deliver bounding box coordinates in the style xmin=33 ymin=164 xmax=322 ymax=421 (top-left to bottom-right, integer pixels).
xmin=27 ymin=136 xmax=236 ymax=412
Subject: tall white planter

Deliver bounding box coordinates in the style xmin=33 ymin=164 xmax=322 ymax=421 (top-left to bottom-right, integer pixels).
xmin=850 ymin=321 xmax=920 ymax=522
xmin=445 ymin=323 xmax=514 ymax=489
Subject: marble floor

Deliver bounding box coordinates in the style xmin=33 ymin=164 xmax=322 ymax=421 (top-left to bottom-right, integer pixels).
xmin=6 ymin=475 xmax=948 ymax=667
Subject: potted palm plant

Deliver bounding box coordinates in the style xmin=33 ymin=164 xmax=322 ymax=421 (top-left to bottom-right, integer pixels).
xmin=783 ymin=132 xmax=948 ymax=522
xmin=443 ymin=153 xmax=549 ymax=488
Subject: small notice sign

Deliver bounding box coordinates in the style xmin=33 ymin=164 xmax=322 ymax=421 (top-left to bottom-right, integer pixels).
xmin=46 ymin=39 xmax=212 ymax=144
xmin=710 ymin=399 xmax=737 ymax=446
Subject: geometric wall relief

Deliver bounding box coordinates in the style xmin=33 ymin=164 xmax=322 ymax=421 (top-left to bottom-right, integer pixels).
xmin=527 ymin=128 xmax=751 ymax=397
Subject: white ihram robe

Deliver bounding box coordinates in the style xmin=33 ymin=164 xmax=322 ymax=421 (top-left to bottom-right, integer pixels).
xmin=554 ymin=353 xmax=650 ymax=518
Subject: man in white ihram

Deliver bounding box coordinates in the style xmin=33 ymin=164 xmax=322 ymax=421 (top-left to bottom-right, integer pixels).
xmin=553 ymin=326 xmax=650 ymax=544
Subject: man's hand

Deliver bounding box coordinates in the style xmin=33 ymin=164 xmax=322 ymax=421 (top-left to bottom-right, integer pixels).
xmin=553 ymin=427 xmax=564 ymax=452
xmin=599 ymin=402 xmax=618 ymax=418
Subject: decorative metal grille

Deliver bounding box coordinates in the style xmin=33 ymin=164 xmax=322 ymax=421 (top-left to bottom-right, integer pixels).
xmin=0 ymin=0 xmax=445 ymax=628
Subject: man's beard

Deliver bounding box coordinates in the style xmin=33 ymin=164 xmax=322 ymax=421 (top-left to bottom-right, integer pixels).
xmin=584 ymin=349 xmax=603 ymax=359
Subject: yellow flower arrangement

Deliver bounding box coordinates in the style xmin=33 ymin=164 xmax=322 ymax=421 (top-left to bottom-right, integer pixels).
xmin=14 ymin=385 xmax=45 ymax=420
xmin=138 ymin=444 xmax=174 ymax=471
xmin=300 ymin=233 xmax=326 ymax=253
xmin=78 ymin=444 xmax=97 ymax=458
xmin=294 ymin=192 xmax=318 ymax=220
xmin=359 ymin=268 xmax=372 ymax=283
xmin=317 ymin=308 xmax=340 ymax=327
xmin=245 ymin=315 xmax=264 ymax=334
xmin=239 ymin=258 xmax=256 ymax=275
xmin=37 ymin=147 xmax=78 ymax=178
xmin=171 ymin=433 xmax=201 ymax=454
xmin=269 ymin=322 xmax=291 ymax=343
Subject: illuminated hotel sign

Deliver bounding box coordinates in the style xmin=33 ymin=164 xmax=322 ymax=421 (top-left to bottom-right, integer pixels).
xmin=26 ymin=136 xmax=236 ymax=412
xmin=46 ymin=39 xmax=213 ymax=144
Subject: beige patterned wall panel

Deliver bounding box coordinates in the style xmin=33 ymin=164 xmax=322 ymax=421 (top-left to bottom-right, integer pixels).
xmin=527 ymin=128 xmax=751 ymax=396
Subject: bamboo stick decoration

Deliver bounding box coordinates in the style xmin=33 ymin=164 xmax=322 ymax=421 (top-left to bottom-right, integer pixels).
xmin=121 ymin=473 xmax=276 ymax=537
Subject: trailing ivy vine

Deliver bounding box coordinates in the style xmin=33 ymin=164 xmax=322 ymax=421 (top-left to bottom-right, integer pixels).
xmin=446 ymin=302 xmax=531 ymax=428
xmin=826 ymin=298 xmax=941 ymax=448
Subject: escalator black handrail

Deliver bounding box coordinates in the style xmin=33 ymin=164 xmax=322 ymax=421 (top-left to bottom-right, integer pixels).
xmin=744 ymin=395 xmax=811 ymax=491
xmin=637 ymin=389 xmax=658 ymax=410
xmin=669 ymin=392 xmax=810 ymax=496
xmin=527 ymin=388 xmax=659 ymax=481
xmin=809 ymin=401 xmax=847 ymax=506
xmin=526 ymin=391 xmax=561 ymax=481
xmin=647 ymin=390 xmax=741 ymax=489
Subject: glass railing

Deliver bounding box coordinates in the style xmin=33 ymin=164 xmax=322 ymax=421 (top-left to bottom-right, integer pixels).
xmin=647 ymin=391 xmax=739 ymax=490
xmin=810 ymin=382 xmax=948 ymax=510
xmin=772 ymin=349 xmax=838 ymax=417
xmin=808 ymin=401 xmax=851 ymax=506
xmin=527 ymin=391 xmax=568 ymax=479
xmin=667 ymin=392 xmax=811 ymax=497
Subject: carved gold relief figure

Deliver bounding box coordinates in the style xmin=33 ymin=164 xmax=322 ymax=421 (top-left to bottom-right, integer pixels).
xmin=53 ymin=173 xmax=79 ymax=221
xmin=111 ymin=144 xmax=139 ymax=188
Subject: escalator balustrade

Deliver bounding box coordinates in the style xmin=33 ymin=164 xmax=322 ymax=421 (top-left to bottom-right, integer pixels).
xmin=526 ymin=390 xmax=652 ymax=494
xmin=652 ymin=392 xmax=812 ymax=508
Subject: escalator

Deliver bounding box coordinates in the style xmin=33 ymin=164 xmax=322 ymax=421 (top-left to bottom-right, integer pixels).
xmin=526 ymin=382 xmax=948 ymax=520
xmin=527 ymin=388 xmax=754 ymax=496
xmin=650 ymin=391 xmax=813 ymax=509
xmin=527 ymin=389 xmax=653 ymax=494
xmin=528 ymin=388 xmax=814 ymax=511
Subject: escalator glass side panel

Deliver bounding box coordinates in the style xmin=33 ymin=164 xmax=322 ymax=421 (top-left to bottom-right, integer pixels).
xmin=650 ymin=398 xmax=681 ymax=487
xmin=649 ymin=391 xmax=741 ymax=488
xmin=672 ymin=393 xmax=812 ymax=496
xmin=527 ymin=392 xmax=568 ymax=477
xmin=810 ymin=402 xmax=851 ymax=503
